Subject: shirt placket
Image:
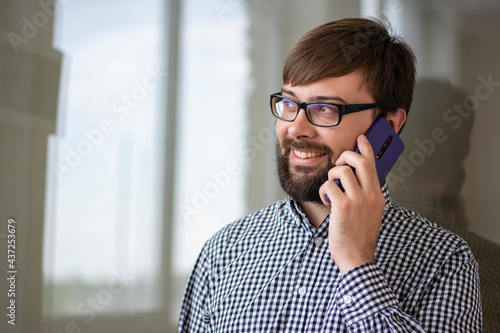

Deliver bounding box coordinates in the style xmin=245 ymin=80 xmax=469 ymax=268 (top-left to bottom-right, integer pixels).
xmin=284 ymin=216 xmax=332 ymax=331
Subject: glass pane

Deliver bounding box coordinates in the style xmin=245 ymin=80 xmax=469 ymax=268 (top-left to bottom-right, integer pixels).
xmin=44 ymin=0 xmax=166 ymax=315
xmin=171 ymin=0 xmax=249 ymax=309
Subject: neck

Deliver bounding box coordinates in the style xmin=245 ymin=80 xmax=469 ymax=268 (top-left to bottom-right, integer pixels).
xmin=299 ymin=201 xmax=331 ymax=228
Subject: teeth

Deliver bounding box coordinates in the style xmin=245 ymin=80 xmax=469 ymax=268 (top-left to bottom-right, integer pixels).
xmin=294 ymin=150 xmax=325 ymax=159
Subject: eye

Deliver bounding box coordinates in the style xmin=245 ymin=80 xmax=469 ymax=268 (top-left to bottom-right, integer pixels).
xmin=282 ymin=99 xmax=295 ymax=109
xmin=309 ymin=104 xmax=338 ymax=114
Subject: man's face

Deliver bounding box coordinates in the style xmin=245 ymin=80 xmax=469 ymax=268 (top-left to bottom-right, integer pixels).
xmin=276 ymin=71 xmax=378 ymax=204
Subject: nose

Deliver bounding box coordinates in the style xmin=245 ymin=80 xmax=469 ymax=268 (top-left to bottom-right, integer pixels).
xmin=287 ymin=107 xmax=317 ymax=139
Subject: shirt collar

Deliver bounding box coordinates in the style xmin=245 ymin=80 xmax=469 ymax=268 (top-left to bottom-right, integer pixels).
xmin=381 ymin=181 xmax=392 ymax=210
xmin=286 ymin=196 xmax=310 ymax=228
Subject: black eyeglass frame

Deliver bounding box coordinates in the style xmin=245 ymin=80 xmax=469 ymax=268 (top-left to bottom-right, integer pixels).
xmin=270 ymin=92 xmax=379 ymax=127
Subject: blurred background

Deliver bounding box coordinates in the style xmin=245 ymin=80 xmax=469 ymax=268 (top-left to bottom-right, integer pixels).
xmin=1 ymin=0 xmax=499 ymax=332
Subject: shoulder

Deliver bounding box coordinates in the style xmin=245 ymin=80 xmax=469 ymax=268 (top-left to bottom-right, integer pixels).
xmin=377 ymin=203 xmax=479 ymax=302
xmin=382 ymin=202 xmax=475 ymax=263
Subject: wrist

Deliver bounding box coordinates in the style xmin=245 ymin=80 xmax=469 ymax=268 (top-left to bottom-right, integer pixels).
xmin=332 ymin=252 xmax=375 ymax=274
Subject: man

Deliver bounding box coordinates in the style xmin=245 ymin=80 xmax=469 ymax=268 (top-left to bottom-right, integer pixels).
xmin=178 ymin=18 xmax=481 ymax=332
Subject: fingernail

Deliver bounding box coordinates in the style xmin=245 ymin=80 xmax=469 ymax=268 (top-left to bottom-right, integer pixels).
xmin=359 ymin=134 xmax=368 ymax=142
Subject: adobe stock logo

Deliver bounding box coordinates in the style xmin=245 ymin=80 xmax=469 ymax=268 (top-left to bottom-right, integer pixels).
xmin=388 ymin=73 xmax=500 ymax=184
xmin=7 ymin=0 xmax=71 ymax=53
xmin=46 ymin=269 xmax=134 ymax=333
xmin=179 ymin=118 xmax=276 ymax=223
xmin=212 ymin=0 xmax=242 ymax=20
xmin=52 ymin=65 xmax=167 ymax=181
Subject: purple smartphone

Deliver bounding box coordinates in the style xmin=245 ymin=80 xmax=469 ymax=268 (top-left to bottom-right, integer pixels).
xmin=333 ymin=116 xmax=405 ymax=192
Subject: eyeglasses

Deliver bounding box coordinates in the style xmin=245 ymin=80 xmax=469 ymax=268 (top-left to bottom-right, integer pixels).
xmin=270 ymin=93 xmax=379 ymax=127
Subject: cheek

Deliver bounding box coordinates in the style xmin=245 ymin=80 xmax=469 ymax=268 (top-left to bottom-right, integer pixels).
xmin=319 ymin=130 xmax=356 ymax=161
xmin=333 ymin=132 xmax=358 ymax=153
xmin=333 ymin=116 xmax=374 ymax=146
xmin=275 ymin=121 xmax=288 ymax=142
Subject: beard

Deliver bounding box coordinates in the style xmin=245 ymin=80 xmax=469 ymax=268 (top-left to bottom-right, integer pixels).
xmin=276 ymin=137 xmax=335 ymax=204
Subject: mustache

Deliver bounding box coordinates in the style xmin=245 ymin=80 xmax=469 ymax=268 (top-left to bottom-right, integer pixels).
xmin=280 ymin=137 xmax=334 ymax=157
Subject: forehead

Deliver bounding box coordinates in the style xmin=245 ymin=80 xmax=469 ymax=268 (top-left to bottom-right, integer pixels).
xmin=282 ymin=72 xmax=374 ymax=103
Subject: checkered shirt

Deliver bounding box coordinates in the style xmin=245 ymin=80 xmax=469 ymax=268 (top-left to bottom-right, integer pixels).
xmin=178 ymin=184 xmax=482 ymax=332
xmin=391 ymin=187 xmax=499 ymax=332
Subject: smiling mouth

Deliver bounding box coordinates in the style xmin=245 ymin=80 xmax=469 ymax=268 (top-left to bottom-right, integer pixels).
xmin=293 ymin=150 xmax=327 ymax=159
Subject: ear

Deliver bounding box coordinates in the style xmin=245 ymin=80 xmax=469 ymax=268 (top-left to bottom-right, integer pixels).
xmin=385 ymin=108 xmax=406 ymax=134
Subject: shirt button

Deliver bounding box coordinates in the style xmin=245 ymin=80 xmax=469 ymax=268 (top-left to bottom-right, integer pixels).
xmin=298 ymin=287 xmax=307 ymax=296
xmin=343 ymin=295 xmax=353 ymax=304
xmin=314 ymin=237 xmax=323 ymax=246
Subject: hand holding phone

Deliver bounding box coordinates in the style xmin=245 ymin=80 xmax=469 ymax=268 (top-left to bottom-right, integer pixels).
xmin=323 ymin=117 xmax=397 ymax=274
xmin=328 ymin=116 xmax=404 ymax=197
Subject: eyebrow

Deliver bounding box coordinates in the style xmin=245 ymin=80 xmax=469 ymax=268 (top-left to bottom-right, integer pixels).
xmin=280 ymin=88 xmax=348 ymax=104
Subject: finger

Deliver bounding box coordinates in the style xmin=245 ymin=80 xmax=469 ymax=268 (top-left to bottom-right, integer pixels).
xmin=336 ymin=135 xmax=378 ymax=190
xmin=327 ymin=164 xmax=359 ymax=193
xmin=334 ymin=149 xmax=356 ymax=167
xmin=319 ymin=179 xmax=344 ymax=205
xmin=356 ymin=135 xmax=375 ymax=166
xmin=353 ymin=135 xmax=380 ymax=188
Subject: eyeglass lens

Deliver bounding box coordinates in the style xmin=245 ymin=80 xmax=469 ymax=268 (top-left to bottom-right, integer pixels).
xmin=272 ymin=96 xmax=340 ymax=126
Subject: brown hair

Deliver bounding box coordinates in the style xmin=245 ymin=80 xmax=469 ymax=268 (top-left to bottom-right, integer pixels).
xmin=283 ymin=18 xmax=416 ymax=116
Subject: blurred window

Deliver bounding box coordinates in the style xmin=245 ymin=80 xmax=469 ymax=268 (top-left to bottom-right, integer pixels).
xmin=42 ymin=0 xmax=249 ymax=331
xmin=44 ymin=0 xmax=167 ymax=330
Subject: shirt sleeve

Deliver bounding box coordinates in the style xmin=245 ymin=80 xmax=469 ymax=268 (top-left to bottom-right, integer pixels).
xmin=177 ymin=242 xmax=211 ymax=333
xmin=335 ymin=246 xmax=481 ymax=332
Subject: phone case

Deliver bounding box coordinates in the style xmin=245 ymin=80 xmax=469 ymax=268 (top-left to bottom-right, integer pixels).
xmin=333 ymin=116 xmax=404 ymax=192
